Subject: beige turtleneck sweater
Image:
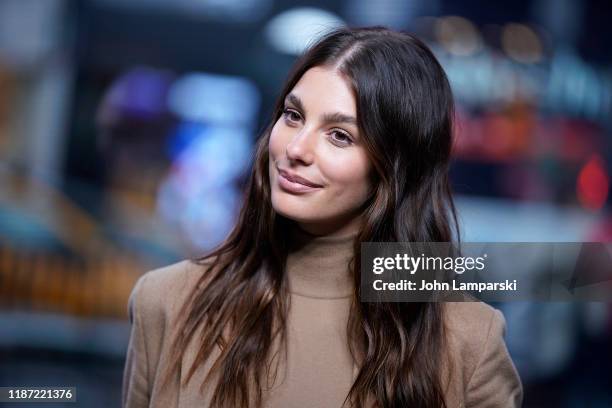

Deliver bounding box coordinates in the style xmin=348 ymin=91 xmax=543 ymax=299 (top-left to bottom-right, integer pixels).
xmin=122 ymin=228 xmax=523 ymax=407
xmin=267 ymin=227 xmax=358 ymax=407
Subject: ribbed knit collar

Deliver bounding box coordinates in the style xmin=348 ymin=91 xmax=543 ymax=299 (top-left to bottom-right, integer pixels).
xmin=286 ymin=225 xmax=357 ymax=299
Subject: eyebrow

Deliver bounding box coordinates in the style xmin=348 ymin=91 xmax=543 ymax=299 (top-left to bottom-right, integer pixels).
xmin=285 ymin=93 xmax=358 ymax=126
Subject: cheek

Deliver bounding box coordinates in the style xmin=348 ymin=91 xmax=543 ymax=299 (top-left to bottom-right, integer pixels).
xmin=320 ymin=153 xmax=372 ymax=195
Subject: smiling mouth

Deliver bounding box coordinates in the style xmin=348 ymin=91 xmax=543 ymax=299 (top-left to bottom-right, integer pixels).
xmin=277 ymin=169 xmax=323 ymax=194
xmin=277 ymin=168 xmax=322 ymax=187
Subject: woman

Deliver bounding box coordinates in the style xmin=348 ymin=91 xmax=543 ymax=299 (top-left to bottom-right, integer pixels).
xmin=122 ymin=26 xmax=523 ymax=407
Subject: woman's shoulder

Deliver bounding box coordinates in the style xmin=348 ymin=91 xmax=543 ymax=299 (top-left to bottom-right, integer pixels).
xmin=443 ymin=300 xmax=506 ymax=368
xmin=127 ymin=258 xmax=217 ymax=327
xmin=442 ymin=301 xmax=523 ymax=407
xmin=443 ymin=300 xmax=503 ymax=340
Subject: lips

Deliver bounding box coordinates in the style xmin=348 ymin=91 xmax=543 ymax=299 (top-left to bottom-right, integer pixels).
xmin=277 ymin=168 xmax=323 ymax=188
xmin=276 ymin=167 xmax=323 ymax=194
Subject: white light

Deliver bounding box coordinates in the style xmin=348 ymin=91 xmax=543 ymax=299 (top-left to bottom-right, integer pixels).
xmin=167 ymin=72 xmax=259 ymax=125
xmin=264 ymin=7 xmax=345 ymax=55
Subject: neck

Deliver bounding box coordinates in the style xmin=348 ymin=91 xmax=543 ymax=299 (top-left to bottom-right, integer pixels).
xmin=286 ymin=224 xmax=358 ymax=299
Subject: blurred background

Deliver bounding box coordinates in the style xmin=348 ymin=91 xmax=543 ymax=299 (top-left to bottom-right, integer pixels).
xmin=0 ymin=0 xmax=610 ymax=406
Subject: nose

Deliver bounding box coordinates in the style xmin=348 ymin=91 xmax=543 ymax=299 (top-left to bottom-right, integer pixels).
xmin=285 ymin=128 xmax=316 ymax=165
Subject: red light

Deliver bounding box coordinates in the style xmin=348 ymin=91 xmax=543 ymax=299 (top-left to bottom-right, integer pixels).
xmin=577 ymin=154 xmax=609 ymax=211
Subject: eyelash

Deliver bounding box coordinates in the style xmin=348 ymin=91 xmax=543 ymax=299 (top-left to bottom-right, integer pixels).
xmin=282 ymin=107 xmax=354 ymax=146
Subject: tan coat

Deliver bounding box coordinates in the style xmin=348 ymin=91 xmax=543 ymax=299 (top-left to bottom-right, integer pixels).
xmin=122 ymin=260 xmax=523 ymax=408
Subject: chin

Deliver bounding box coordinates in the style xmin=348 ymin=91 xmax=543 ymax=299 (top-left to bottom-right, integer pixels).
xmin=271 ymin=197 xmax=320 ymax=223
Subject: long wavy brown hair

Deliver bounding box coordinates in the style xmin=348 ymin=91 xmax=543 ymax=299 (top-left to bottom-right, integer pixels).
xmin=160 ymin=26 xmax=460 ymax=408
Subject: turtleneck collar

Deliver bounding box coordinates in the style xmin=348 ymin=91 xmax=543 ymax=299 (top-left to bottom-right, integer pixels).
xmin=286 ymin=225 xmax=358 ymax=299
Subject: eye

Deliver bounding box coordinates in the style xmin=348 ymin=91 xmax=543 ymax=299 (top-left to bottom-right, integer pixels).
xmin=282 ymin=108 xmax=302 ymax=123
xmin=329 ymin=129 xmax=354 ymax=146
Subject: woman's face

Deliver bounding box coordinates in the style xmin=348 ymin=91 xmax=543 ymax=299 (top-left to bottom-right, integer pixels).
xmin=268 ymin=66 xmax=374 ymax=236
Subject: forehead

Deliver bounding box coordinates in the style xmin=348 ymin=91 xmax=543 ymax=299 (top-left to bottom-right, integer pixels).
xmin=288 ymin=66 xmax=356 ymax=116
